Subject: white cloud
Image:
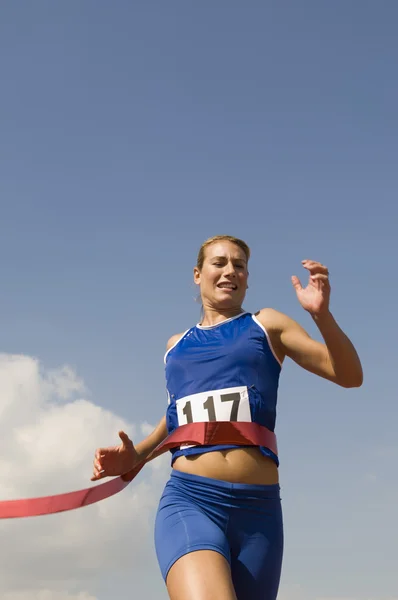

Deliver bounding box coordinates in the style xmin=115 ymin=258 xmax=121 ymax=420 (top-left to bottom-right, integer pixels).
xmin=0 ymin=354 xmax=169 ymax=598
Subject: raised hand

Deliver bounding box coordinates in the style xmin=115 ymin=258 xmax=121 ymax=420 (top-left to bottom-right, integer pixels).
xmin=91 ymin=431 xmax=141 ymax=481
xmin=291 ymin=260 xmax=331 ymax=316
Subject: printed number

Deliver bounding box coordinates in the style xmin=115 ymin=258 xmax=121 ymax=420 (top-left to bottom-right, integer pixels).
xmin=221 ymin=392 xmax=240 ymax=421
xmin=203 ymin=396 xmax=216 ymax=421
xmin=182 ymin=400 xmax=193 ymax=424
xmin=182 ymin=392 xmax=241 ymax=424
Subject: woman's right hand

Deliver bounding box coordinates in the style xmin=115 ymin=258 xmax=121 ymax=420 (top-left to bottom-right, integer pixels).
xmin=91 ymin=431 xmax=141 ymax=481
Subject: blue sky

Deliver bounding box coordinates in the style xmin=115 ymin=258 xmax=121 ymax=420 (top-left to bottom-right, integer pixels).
xmin=0 ymin=2 xmax=397 ymax=599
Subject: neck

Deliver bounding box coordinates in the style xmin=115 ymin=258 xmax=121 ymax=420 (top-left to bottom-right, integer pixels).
xmin=199 ymin=305 xmax=244 ymax=327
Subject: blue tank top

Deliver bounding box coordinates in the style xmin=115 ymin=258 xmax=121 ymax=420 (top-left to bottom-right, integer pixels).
xmin=164 ymin=311 xmax=282 ymax=465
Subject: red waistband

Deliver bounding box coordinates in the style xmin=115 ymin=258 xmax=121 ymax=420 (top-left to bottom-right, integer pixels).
xmin=151 ymin=421 xmax=277 ymax=458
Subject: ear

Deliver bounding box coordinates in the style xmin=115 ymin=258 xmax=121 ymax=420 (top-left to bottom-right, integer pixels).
xmin=193 ymin=266 xmax=201 ymax=285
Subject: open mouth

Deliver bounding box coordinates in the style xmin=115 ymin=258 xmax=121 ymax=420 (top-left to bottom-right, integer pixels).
xmin=217 ymin=283 xmax=237 ymax=291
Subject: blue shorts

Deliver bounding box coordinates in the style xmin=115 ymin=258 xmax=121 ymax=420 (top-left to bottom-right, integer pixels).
xmin=154 ymin=470 xmax=283 ymax=600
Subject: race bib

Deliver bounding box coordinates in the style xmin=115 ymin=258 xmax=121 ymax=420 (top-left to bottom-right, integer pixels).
xmin=176 ymin=386 xmax=252 ymax=450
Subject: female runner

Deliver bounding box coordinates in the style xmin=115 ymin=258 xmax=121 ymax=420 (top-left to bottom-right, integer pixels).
xmin=91 ymin=235 xmax=363 ymax=600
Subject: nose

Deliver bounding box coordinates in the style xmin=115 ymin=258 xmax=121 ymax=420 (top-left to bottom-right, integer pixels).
xmin=223 ymin=261 xmax=237 ymax=277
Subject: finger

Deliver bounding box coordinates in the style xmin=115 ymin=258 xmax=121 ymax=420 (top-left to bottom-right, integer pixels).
xmin=95 ymin=448 xmax=113 ymax=459
xmin=95 ymin=446 xmax=119 ymax=460
xmin=302 ymin=261 xmax=329 ymax=275
xmin=93 ymin=459 xmax=102 ymax=471
xmin=302 ymin=259 xmax=324 ymax=266
xmin=118 ymin=430 xmax=133 ymax=447
xmin=92 ymin=461 xmax=109 ymax=476
xmin=91 ymin=465 xmax=105 ymax=479
xmin=291 ymin=275 xmax=303 ymax=291
xmin=310 ymin=274 xmax=330 ymax=283
xmin=90 ymin=470 xmax=108 ymax=482
xmin=303 ymin=264 xmax=329 ymax=275
xmin=302 ymin=259 xmax=327 ymax=267
xmin=307 ymin=266 xmax=329 ymax=276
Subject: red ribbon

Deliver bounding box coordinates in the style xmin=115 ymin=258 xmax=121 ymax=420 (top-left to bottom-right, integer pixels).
xmin=0 ymin=422 xmax=277 ymax=519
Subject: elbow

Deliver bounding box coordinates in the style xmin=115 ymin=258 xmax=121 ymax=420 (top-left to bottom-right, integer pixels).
xmin=338 ymin=371 xmax=364 ymax=388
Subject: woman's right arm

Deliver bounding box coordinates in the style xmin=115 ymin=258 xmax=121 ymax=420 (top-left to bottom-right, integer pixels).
xmin=135 ymin=333 xmax=184 ymax=460
xmin=136 ymin=332 xmax=184 ymax=462
xmin=137 ymin=332 xmax=184 ymax=461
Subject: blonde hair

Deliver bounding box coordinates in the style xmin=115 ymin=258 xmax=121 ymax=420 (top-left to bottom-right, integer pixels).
xmin=196 ymin=235 xmax=251 ymax=270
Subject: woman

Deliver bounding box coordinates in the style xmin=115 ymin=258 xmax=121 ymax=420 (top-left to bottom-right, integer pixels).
xmin=91 ymin=235 xmax=363 ymax=600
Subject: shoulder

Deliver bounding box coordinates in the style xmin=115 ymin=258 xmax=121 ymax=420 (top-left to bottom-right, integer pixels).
xmin=254 ymin=308 xmax=293 ymax=333
xmin=254 ymin=308 xmax=307 ymax=364
xmin=166 ymin=332 xmax=186 ymax=351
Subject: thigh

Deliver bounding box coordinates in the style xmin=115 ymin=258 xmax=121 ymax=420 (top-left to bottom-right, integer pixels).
xmin=154 ymin=486 xmax=230 ymax=583
xmin=231 ymin=502 xmax=284 ymax=600
xmin=167 ymin=549 xmax=237 ymax=600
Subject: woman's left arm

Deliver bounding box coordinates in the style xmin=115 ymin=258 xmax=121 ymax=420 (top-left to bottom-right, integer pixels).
xmin=258 ymin=260 xmax=363 ymax=388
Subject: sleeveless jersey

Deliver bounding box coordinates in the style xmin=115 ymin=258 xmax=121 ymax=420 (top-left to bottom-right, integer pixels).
xmin=164 ymin=311 xmax=282 ymax=465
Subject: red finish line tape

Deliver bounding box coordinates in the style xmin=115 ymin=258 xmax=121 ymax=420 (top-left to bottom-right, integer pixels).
xmin=0 ymin=422 xmax=277 ymax=519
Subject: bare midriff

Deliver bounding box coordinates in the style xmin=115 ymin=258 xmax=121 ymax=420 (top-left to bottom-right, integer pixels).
xmin=173 ymin=446 xmax=279 ymax=485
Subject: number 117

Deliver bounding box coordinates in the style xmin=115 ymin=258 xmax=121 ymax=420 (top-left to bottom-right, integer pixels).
xmin=182 ymin=392 xmax=241 ymax=423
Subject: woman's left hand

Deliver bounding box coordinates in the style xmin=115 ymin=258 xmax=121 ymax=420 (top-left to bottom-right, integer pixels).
xmin=291 ymin=260 xmax=331 ymax=316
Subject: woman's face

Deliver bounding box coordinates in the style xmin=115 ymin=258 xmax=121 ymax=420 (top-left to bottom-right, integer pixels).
xmin=194 ymin=241 xmax=249 ymax=310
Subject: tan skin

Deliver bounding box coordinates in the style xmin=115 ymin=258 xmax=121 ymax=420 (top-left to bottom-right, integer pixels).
xmin=91 ymin=241 xmax=363 ymax=600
